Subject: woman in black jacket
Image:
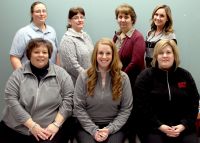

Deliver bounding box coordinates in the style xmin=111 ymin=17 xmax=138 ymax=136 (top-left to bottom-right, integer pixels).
xmin=134 ymin=39 xmax=199 ymax=143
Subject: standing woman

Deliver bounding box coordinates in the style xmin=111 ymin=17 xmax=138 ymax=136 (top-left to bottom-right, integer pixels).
xmin=60 ymin=7 xmax=93 ymax=85
xmin=113 ymin=4 xmax=145 ymax=142
xmin=0 ymin=38 xmax=74 ymax=143
xmin=73 ymin=38 xmax=133 ymax=143
xmin=134 ymin=40 xmax=199 ymax=143
xmin=145 ymin=4 xmax=176 ymax=67
xmin=10 ymin=1 xmax=59 ymax=70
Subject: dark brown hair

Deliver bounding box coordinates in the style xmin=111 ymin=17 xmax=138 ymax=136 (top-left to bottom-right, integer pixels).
xmin=67 ymin=7 xmax=85 ymax=29
xmin=26 ymin=38 xmax=53 ymax=60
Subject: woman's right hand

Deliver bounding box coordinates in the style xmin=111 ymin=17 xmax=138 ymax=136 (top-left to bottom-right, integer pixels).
xmin=30 ymin=123 xmax=51 ymax=141
xmin=159 ymin=124 xmax=180 ymax=137
xmin=94 ymin=128 xmax=109 ymax=142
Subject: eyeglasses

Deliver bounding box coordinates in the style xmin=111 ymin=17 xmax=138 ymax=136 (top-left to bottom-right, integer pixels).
xmin=34 ymin=9 xmax=47 ymax=14
xmin=72 ymin=16 xmax=85 ymax=21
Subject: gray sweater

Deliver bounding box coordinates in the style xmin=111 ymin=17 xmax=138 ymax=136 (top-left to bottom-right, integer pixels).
xmin=73 ymin=71 xmax=133 ymax=136
xmin=59 ymin=28 xmax=93 ymax=85
xmin=2 ymin=62 xmax=74 ymax=135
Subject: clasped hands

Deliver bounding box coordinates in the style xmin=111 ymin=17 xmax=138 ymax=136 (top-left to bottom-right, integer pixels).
xmin=159 ymin=124 xmax=185 ymax=137
xmin=94 ymin=128 xmax=109 ymax=142
xmin=30 ymin=123 xmax=59 ymax=141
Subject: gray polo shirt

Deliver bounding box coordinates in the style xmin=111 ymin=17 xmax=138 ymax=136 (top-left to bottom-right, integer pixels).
xmin=10 ymin=22 xmax=58 ymax=64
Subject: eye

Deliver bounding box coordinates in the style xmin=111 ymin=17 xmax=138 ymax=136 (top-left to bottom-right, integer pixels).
xmin=98 ymin=51 xmax=104 ymax=55
xmin=34 ymin=51 xmax=40 ymax=54
xmin=43 ymin=51 xmax=48 ymax=54
xmin=154 ymin=13 xmax=158 ymax=16
xmin=106 ymin=52 xmax=111 ymax=56
xmin=118 ymin=15 xmax=123 ymax=19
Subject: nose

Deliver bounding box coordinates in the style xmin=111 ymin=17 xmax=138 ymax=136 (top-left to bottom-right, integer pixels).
xmin=163 ymin=53 xmax=168 ymax=57
xmin=39 ymin=52 xmax=44 ymax=56
xmin=121 ymin=17 xmax=126 ymax=22
xmin=102 ymin=53 xmax=107 ymax=58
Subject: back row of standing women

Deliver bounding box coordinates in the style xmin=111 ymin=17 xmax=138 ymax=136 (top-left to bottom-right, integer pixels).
xmin=0 ymin=1 xmax=199 ymax=143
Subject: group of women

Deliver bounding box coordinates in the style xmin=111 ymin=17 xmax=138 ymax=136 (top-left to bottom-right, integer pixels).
xmin=0 ymin=1 xmax=199 ymax=143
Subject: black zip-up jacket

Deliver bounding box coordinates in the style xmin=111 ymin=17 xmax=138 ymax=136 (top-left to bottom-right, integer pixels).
xmin=133 ymin=67 xmax=199 ymax=133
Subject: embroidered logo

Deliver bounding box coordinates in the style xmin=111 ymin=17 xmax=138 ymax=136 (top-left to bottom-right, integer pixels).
xmin=178 ymin=82 xmax=186 ymax=88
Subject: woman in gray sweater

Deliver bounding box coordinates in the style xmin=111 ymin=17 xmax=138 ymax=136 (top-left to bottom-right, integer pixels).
xmin=73 ymin=38 xmax=133 ymax=143
xmin=0 ymin=38 xmax=74 ymax=143
xmin=60 ymin=7 xmax=93 ymax=85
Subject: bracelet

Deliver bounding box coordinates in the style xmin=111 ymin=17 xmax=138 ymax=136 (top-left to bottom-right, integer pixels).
xmin=29 ymin=122 xmax=37 ymax=132
xmin=52 ymin=122 xmax=61 ymax=128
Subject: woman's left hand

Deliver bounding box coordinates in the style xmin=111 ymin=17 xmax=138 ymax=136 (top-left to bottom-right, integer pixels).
xmin=45 ymin=123 xmax=59 ymax=140
xmin=171 ymin=124 xmax=185 ymax=135
xmin=96 ymin=128 xmax=109 ymax=142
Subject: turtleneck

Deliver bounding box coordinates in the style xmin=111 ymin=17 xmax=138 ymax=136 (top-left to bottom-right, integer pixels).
xmin=30 ymin=62 xmax=49 ymax=82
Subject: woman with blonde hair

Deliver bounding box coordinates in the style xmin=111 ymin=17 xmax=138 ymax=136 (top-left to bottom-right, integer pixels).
xmin=134 ymin=39 xmax=199 ymax=143
xmin=73 ymin=38 xmax=133 ymax=143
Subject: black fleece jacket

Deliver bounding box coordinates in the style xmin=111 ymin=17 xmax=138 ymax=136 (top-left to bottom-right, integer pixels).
xmin=133 ymin=67 xmax=199 ymax=133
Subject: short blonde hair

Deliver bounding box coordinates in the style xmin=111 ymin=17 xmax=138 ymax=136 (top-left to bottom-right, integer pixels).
xmin=152 ymin=39 xmax=180 ymax=69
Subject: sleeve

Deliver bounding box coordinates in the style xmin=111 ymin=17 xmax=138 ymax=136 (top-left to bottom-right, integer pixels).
xmin=106 ymin=73 xmax=133 ymax=134
xmin=58 ymin=68 xmax=74 ymax=120
xmin=73 ymin=72 xmax=99 ymax=136
xmin=133 ymin=69 xmax=163 ymax=129
xmin=54 ymin=33 xmax=59 ymax=51
xmin=10 ymin=29 xmax=27 ymax=58
xmin=4 ymin=70 xmax=31 ymax=123
xmin=124 ymin=32 xmax=145 ymax=74
xmin=59 ymin=37 xmax=84 ymax=77
xmin=179 ymin=71 xmax=199 ymax=130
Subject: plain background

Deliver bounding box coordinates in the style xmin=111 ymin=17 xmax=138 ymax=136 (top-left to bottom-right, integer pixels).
xmin=0 ymin=0 xmax=200 ymax=119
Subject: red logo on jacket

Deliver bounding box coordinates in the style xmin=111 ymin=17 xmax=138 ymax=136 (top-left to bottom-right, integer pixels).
xmin=178 ymin=82 xmax=186 ymax=88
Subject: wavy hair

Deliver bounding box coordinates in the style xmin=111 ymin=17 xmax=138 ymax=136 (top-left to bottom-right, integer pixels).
xmin=152 ymin=39 xmax=180 ymax=69
xmin=87 ymin=38 xmax=123 ymax=100
xmin=150 ymin=4 xmax=174 ymax=34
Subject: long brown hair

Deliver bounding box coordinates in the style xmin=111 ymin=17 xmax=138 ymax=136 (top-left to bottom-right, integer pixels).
xmin=150 ymin=4 xmax=174 ymax=34
xmin=87 ymin=38 xmax=123 ymax=100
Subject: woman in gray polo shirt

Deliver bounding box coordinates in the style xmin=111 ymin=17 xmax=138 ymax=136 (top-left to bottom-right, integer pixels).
xmin=10 ymin=1 xmax=59 ymax=70
xmin=73 ymin=38 xmax=133 ymax=143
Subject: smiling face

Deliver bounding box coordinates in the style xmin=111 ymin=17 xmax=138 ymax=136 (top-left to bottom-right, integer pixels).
xmin=157 ymin=45 xmax=174 ymax=70
xmin=31 ymin=3 xmax=47 ymax=25
xmin=97 ymin=44 xmax=113 ymax=71
xmin=153 ymin=8 xmax=168 ymax=29
xmin=30 ymin=46 xmax=49 ymax=68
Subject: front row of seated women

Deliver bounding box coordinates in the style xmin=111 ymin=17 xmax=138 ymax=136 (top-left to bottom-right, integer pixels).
xmin=0 ymin=38 xmax=199 ymax=143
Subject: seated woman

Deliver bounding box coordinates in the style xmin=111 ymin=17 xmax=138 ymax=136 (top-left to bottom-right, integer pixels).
xmin=134 ymin=39 xmax=199 ymax=143
xmin=0 ymin=38 xmax=74 ymax=143
xmin=73 ymin=38 xmax=133 ymax=143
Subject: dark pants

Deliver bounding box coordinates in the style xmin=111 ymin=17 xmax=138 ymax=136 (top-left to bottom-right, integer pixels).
xmin=139 ymin=130 xmax=198 ymax=143
xmin=75 ymin=123 xmax=126 ymax=143
xmin=0 ymin=117 xmax=76 ymax=143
